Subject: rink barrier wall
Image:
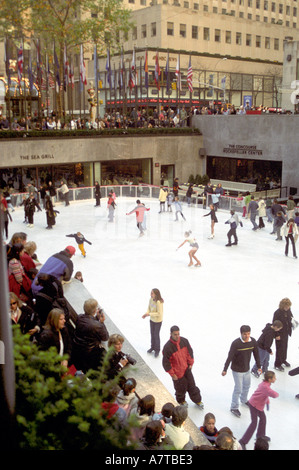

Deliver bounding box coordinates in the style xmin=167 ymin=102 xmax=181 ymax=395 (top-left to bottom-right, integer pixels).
xmin=63 ymin=279 xmax=210 ymax=449
xmin=7 ymin=184 xmax=295 ymax=213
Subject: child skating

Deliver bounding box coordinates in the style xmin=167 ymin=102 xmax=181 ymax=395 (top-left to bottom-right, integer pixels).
xmin=203 ymin=203 xmax=218 ymax=239
xmin=177 ymin=230 xmax=201 ymax=267
xmin=239 ymin=371 xmax=279 ymax=450
xmin=66 ymin=232 xmax=92 ymax=257
xmin=173 ymin=196 xmax=186 ymax=221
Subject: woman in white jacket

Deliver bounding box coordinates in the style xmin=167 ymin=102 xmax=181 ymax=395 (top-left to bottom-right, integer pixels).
xmin=282 ymin=218 xmax=298 ymax=259
xmin=258 ymin=198 xmax=266 ymax=229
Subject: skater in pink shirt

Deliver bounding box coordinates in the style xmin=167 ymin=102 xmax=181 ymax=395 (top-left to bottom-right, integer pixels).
xmin=126 ymin=200 xmax=150 ymax=236
xmin=239 ymin=371 xmax=279 ymax=449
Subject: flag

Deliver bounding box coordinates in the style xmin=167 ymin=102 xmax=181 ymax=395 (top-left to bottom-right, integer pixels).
xmin=80 ymin=44 xmax=87 ymax=86
xmin=221 ymin=75 xmax=226 ymax=89
xmin=165 ymin=51 xmax=170 ymax=94
xmin=4 ymin=38 xmax=11 ymax=87
xmin=154 ymin=51 xmax=160 ymax=90
xmin=28 ymin=51 xmax=34 ymax=93
xmin=144 ymin=50 xmax=148 ymax=88
xmin=120 ymin=47 xmax=124 ymax=90
xmin=129 ymin=48 xmax=137 ymax=89
xmin=106 ymin=48 xmax=111 ymax=88
xmin=187 ymin=56 xmax=193 ymax=93
xmin=53 ymin=42 xmax=60 ymax=90
xmin=36 ymin=39 xmax=43 ymax=88
xmin=17 ymin=40 xmax=23 ymax=84
xmin=175 ymin=54 xmax=181 ymax=91
xmin=69 ymin=59 xmax=74 ymax=89
xmin=64 ymin=44 xmax=69 ymax=91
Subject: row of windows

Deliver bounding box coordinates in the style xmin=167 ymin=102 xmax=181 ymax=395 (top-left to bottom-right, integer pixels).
xmin=134 ymin=23 xmax=281 ymax=48
xmin=127 ymin=0 xmax=298 ymax=14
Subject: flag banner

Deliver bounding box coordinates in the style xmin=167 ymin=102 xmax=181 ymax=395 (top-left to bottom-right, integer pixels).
xmin=120 ymin=47 xmax=124 ymax=91
xmin=64 ymin=44 xmax=70 ymax=91
xmin=69 ymin=59 xmax=74 ymax=89
xmin=4 ymin=38 xmax=11 ymax=86
xmin=80 ymin=44 xmax=87 ymax=86
xmin=165 ymin=51 xmax=170 ymax=94
xmin=28 ymin=51 xmax=34 ymax=93
xmin=17 ymin=41 xmax=24 ymax=84
xmin=106 ymin=48 xmax=111 ymax=87
xmin=221 ymin=75 xmax=226 ymax=89
xmin=154 ymin=51 xmax=160 ymax=90
xmin=187 ymin=56 xmax=193 ymax=93
xmin=53 ymin=42 xmax=60 ymax=89
xmin=144 ymin=50 xmax=148 ymax=88
xmin=36 ymin=39 xmax=43 ymax=88
xmin=175 ymin=54 xmax=181 ymax=91
xmin=129 ymin=48 xmax=137 ymax=88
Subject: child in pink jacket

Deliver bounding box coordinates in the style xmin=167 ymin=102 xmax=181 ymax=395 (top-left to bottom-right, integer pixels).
xmin=239 ymin=371 xmax=279 ymax=449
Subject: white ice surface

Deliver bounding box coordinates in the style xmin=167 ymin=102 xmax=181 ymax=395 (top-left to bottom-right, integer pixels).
xmin=8 ymin=197 xmax=299 ymax=450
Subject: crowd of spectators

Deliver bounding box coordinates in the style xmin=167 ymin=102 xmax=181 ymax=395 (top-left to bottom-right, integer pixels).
xmin=0 ymin=101 xmax=293 ymax=134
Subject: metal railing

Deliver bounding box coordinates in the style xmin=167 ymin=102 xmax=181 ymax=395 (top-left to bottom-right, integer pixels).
xmin=8 ymin=184 xmax=295 ymax=214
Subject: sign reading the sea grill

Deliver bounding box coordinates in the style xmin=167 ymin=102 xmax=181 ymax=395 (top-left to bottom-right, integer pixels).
xmin=223 ymin=144 xmax=263 ymax=156
xmin=20 ymin=154 xmax=54 ymax=161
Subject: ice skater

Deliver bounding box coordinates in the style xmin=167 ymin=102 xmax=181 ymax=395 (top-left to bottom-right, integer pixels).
xmin=282 ymin=218 xmax=298 ymax=258
xmin=142 ymin=288 xmax=164 ymax=358
xmin=173 ymin=196 xmax=186 ymax=221
xmin=225 ymin=210 xmax=242 ymax=246
xmin=222 ymin=325 xmax=261 ymax=417
xmin=176 ymin=231 xmax=201 ymax=267
xmin=107 ymin=192 xmax=116 ymax=222
xmin=66 ymin=232 xmax=92 ymax=257
xmin=126 ymin=199 xmax=150 ymax=236
xmin=166 ymin=191 xmax=174 ymax=212
xmin=203 ymin=204 xmax=218 ymax=238
xmin=158 ymin=186 xmax=167 ymax=213
xmin=239 ymin=371 xmax=279 ymax=450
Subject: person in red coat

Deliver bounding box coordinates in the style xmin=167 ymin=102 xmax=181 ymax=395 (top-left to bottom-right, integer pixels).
xmin=162 ymin=325 xmax=203 ymax=408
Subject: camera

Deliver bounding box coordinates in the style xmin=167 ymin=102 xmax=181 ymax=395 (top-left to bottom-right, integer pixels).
xmin=122 ymin=353 xmax=137 ymax=366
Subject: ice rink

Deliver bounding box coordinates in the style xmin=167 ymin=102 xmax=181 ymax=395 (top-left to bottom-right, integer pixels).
xmin=7 ymin=195 xmax=299 ymax=450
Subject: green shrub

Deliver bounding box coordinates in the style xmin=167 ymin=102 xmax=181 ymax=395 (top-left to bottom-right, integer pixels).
xmin=12 ymin=326 xmax=134 ymax=450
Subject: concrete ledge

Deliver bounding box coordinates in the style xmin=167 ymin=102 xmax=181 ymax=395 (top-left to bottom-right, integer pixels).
xmin=63 ymin=279 xmax=210 ymax=448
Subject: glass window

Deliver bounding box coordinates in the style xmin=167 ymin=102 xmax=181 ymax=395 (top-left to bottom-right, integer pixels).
xmin=141 ymin=24 xmax=147 ymax=38
xmin=215 ymin=29 xmax=221 ymax=42
xmin=236 ymin=32 xmax=242 ymax=44
xmin=167 ymin=22 xmax=174 ymax=35
xmin=246 ymin=34 xmax=252 ymax=45
xmin=256 ymin=35 xmax=261 ymax=47
xmin=226 ymin=30 xmax=232 ymax=43
xmin=265 ymin=36 xmax=270 ymax=48
xmin=274 ymin=38 xmax=279 ymax=50
xmin=151 ymin=22 xmax=156 ymax=36
xmin=204 ymin=27 xmax=210 ymax=40
xmin=192 ymin=25 xmax=198 ymax=39
xmin=180 ymin=24 xmax=187 ymax=37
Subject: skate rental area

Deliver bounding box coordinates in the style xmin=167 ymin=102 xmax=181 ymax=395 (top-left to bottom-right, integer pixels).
xmin=7 ymin=196 xmax=299 ymax=450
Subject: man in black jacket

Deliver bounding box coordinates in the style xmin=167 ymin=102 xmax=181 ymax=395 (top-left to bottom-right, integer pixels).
xmin=222 ymin=325 xmax=261 ymax=417
xmin=72 ymin=298 xmax=109 ymax=373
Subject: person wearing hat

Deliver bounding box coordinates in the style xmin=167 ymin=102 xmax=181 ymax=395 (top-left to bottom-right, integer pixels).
xmin=31 ymin=245 xmax=76 ymax=295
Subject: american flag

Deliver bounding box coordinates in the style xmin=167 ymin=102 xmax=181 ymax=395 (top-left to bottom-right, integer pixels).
xmin=17 ymin=41 xmax=23 ymax=84
xmin=187 ymin=56 xmax=193 ymax=93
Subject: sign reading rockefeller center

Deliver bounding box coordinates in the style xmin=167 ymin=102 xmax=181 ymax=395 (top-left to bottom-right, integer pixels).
xmin=222 ymin=144 xmax=263 ymax=156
